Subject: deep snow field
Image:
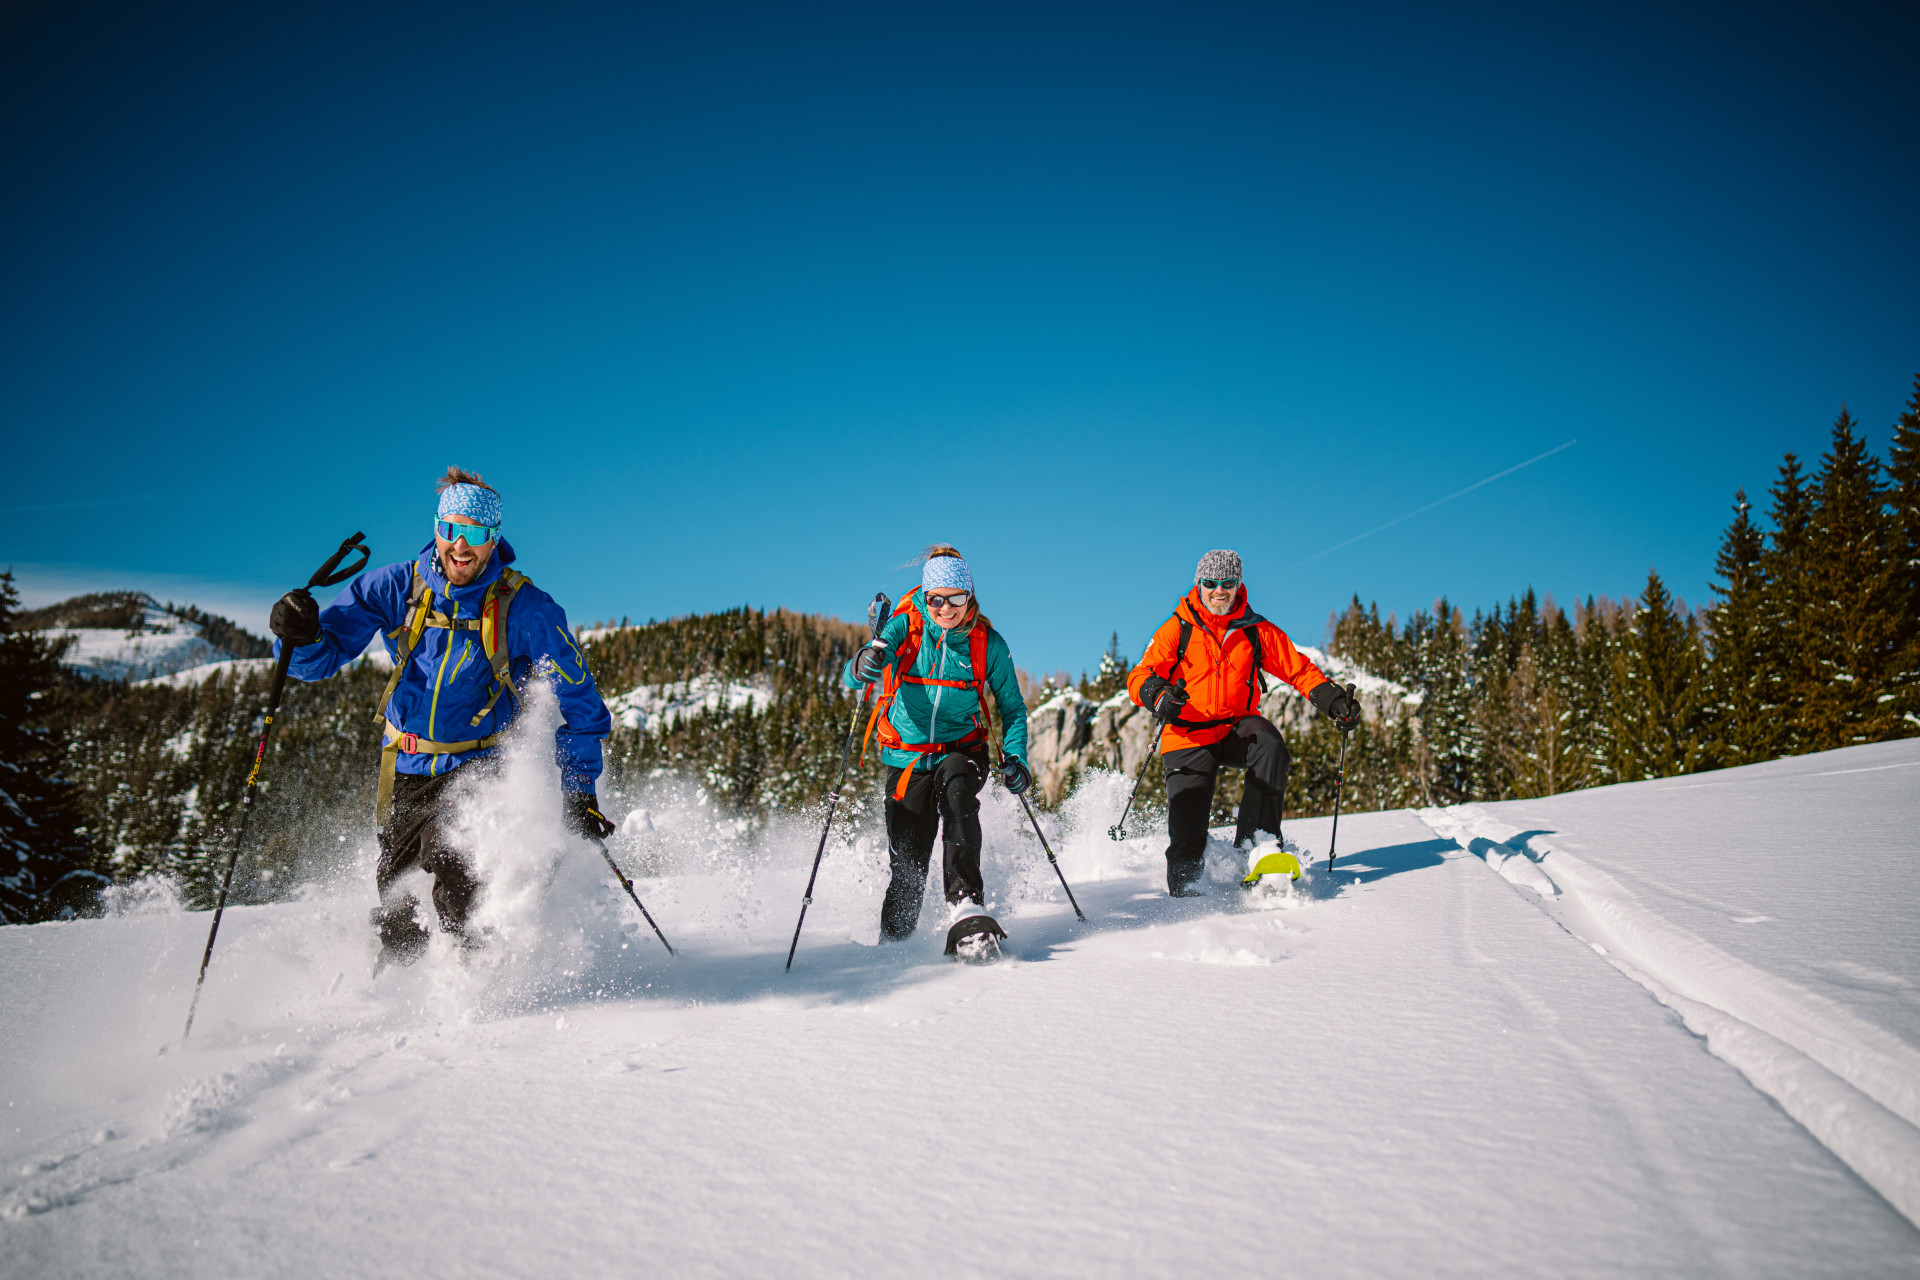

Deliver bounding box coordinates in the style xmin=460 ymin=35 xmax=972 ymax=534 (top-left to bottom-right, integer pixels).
xmin=3 ymin=717 xmax=1918 ymax=1278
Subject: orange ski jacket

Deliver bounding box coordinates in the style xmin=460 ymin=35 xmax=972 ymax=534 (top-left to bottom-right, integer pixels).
xmin=1126 ymin=587 xmax=1331 ymax=753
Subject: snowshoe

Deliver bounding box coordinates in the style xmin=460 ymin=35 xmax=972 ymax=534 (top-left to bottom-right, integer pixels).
xmin=1241 ymin=849 xmax=1302 ymax=888
xmin=370 ymin=904 xmax=429 ymax=977
xmin=944 ymin=908 xmax=1008 ymax=963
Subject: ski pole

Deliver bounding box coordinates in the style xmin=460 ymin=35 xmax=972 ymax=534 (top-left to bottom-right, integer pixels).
xmin=590 ymin=835 xmax=674 ymax=956
xmin=181 ymin=531 xmax=369 ymax=1045
xmin=786 ymin=593 xmax=892 ymax=971
xmin=1326 ymin=683 xmax=1356 ymax=874
xmin=1005 ymin=760 xmax=1087 ymax=923
xmin=1108 ymin=707 xmax=1164 ymax=841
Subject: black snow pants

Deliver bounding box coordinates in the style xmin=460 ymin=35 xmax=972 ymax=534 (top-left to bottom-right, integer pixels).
xmin=373 ymin=764 xmax=486 ymax=957
xmin=880 ymin=747 xmax=990 ymax=940
xmin=1161 ymin=715 xmax=1291 ymax=894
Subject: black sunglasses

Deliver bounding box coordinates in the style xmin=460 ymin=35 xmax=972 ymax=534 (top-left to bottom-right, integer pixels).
xmin=1199 ymin=577 xmax=1240 ymax=591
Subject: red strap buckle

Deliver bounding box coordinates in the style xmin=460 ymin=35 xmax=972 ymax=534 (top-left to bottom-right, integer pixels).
xmin=399 ymin=732 xmax=419 ymax=753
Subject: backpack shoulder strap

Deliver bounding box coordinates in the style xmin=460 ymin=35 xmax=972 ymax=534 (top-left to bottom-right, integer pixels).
xmin=467 ymin=568 xmax=530 ymax=728
xmin=862 ymin=588 xmax=924 ymax=762
xmin=374 ymin=564 xmax=434 ymax=724
xmin=1229 ymin=610 xmax=1268 ymax=694
xmin=1160 ymin=604 xmax=1193 ymax=683
xmin=973 ymin=616 xmax=996 ymax=734
xmin=894 ymin=587 xmax=926 ymax=674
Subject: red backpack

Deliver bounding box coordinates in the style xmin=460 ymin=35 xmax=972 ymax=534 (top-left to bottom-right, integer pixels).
xmin=862 ymin=586 xmax=994 ymax=799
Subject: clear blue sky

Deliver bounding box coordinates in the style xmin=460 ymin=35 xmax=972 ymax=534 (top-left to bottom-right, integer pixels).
xmin=4 ymin=1 xmax=1916 ymax=676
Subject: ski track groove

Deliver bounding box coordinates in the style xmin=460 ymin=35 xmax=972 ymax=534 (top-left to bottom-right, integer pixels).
xmin=1421 ymin=803 xmax=1920 ymax=1228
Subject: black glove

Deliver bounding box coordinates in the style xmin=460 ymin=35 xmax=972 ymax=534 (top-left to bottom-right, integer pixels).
xmin=1140 ymin=675 xmax=1189 ymax=723
xmin=270 ymin=588 xmax=321 ymax=647
xmin=998 ymin=756 xmax=1032 ymax=796
xmin=1310 ymin=681 xmax=1361 ymax=732
xmin=852 ymin=644 xmax=887 ymax=684
xmin=563 ymin=790 xmax=617 ymax=840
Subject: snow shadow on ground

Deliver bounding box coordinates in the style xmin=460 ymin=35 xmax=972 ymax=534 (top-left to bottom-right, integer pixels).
xmin=1315 ymin=838 xmax=1458 ymax=886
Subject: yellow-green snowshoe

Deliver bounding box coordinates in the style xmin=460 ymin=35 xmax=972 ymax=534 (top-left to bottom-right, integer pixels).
xmin=1241 ymin=850 xmax=1302 ymax=886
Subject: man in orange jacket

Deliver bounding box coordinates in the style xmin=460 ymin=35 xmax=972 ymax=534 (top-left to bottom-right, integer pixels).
xmin=1127 ymin=549 xmax=1361 ymax=895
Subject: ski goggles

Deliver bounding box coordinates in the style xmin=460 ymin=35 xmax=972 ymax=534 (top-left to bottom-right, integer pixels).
xmin=1198 ymin=577 xmax=1239 ymax=591
xmin=435 ymin=519 xmax=499 ymax=547
xmin=924 ymin=591 xmax=971 ymax=610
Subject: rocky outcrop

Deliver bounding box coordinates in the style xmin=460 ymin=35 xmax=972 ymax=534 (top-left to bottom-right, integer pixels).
xmin=1022 ymin=645 xmax=1419 ymax=803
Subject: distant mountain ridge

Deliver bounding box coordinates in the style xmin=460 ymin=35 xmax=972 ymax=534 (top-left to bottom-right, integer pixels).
xmin=20 ymin=591 xmax=270 ymax=682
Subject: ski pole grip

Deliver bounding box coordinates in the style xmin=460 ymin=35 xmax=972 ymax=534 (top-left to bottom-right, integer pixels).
xmin=310 ymin=532 xmax=370 ymax=588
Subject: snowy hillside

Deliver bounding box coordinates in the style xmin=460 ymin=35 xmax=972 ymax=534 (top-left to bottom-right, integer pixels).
xmin=604 ymin=672 xmax=773 ymax=732
xmin=25 ymin=594 xmax=268 ymax=683
xmin=2 ymin=722 xmax=1916 ymax=1275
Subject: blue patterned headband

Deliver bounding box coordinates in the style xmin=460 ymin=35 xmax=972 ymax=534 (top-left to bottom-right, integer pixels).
xmin=923 ymin=554 xmax=972 ymax=594
xmin=437 ymin=483 xmax=501 ymax=527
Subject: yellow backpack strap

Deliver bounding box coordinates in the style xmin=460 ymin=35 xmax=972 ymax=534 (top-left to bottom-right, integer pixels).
xmin=373 ymin=565 xmax=435 ymax=827
xmin=467 ymin=568 xmax=528 ymax=728
xmin=376 ymin=722 xmax=507 ymax=827
xmin=373 ymin=565 xmax=434 ymax=727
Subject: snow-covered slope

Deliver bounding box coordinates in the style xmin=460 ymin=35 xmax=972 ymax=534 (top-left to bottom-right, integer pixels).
xmin=36 ymin=597 xmax=256 ymax=682
xmin=134 ymin=658 xmax=276 ymax=689
xmin=604 ymin=672 xmax=773 ymax=732
xmin=2 ymin=732 xmax=1916 ymax=1276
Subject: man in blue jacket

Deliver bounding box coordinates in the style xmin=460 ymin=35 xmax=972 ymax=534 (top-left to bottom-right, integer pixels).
xmin=269 ymin=467 xmax=614 ymax=965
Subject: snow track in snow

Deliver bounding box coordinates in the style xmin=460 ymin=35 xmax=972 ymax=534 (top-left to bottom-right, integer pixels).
xmin=1422 ymin=744 xmax=1920 ymax=1229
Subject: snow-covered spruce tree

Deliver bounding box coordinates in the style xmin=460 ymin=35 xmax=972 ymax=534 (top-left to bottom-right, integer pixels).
xmin=1798 ymin=409 xmax=1906 ymax=749
xmin=1606 ymin=570 xmax=1708 ymax=781
xmin=1888 ymin=376 xmax=1920 ymax=729
xmin=1702 ymin=489 xmax=1778 ymax=765
xmin=1330 ymin=595 xmax=1401 ymax=681
xmin=1402 ymin=600 xmax=1477 ymax=804
xmin=1082 ymin=631 xmax=1130 ymax=702
xmin=1499 ymin=605 xmax=1586 ymax=799
xmin=1469 ymin=601 xmax=1521 ymax=799
xmin=1758 ymin=452 xmax=1815 ymax=755
xmin=0 ymin=571 xmax=107 ymax=923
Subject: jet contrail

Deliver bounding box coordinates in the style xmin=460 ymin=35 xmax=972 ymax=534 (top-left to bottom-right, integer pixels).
xmin=1289 ymin=439 xmax=1578 ymax=570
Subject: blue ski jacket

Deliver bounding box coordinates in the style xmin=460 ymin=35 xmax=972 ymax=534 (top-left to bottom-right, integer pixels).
xmin=275 ymin=540 xmax=611 ymax=791
xmin=842 ymin=608 xmax=1029 ymax=769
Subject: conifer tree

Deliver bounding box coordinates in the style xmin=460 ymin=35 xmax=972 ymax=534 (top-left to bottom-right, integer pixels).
xmin=0 ymin=571 xmax=106 ymax=923
xmin=1501 ymin=600 xmax=1585 ymax=796
xmin=1887 ymin=375 xmax=1920 ymax=728
xmin=1084 ymin=632 xmax=1130 ymax=701
xmin=1607 ymin=570 xmax=1707 ymax=780
xmin=1757 ymin=453 xmax=1814 ymax=752
xmin=1571 ymin=596 xmax=1626 ymax=783
xmin=1405 ymin=600 xmax=1476 ymax=803
xmin=1702 ymin=489 xmax=1776 ymax=764
xmin=1800 ymin=408 xmax=1902 ymax=748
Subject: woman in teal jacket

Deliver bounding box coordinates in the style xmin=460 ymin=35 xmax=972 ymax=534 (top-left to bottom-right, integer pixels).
xmin=845 ymin=546 xmax=1031 ymax=944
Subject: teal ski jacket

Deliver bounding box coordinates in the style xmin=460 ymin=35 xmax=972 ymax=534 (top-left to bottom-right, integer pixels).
xmin=843 ymin=605 xmax=1030 ymax=769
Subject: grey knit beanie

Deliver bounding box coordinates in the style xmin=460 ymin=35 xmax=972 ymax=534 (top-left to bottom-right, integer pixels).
xmin=1195 ymin=549 xmax=1242 ymax=583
